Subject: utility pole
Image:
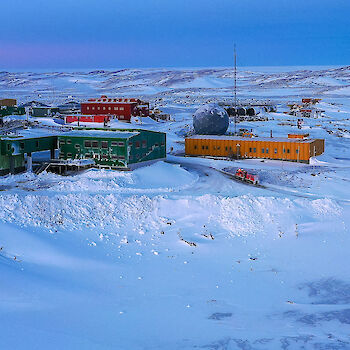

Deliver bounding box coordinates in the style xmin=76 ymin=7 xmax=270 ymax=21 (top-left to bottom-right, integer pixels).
xmin=234 ymin=44 xmax=237 ymax=135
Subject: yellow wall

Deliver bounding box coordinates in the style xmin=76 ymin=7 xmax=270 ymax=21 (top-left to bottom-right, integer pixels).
xmin=185 ymin=138 xmax=325 ymax=163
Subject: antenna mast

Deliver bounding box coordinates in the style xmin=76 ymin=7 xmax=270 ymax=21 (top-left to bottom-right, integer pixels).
xmin=234 ymin=44 xmax=237 ymax=135
xmin=234 ymin=44 xmax=237 ymax=108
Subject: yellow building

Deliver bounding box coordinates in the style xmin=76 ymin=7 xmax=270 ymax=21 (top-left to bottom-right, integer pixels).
xmin=185 ymin=135 xmax=324 ymax=163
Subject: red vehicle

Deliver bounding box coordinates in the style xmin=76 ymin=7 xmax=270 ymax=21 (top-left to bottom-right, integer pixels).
xmin=234 ymin=168 xmax=259 ymax=185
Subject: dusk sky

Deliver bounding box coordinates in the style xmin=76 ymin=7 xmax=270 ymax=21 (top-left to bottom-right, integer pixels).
xmin=0 ymin=0 xmax=349 ymax=70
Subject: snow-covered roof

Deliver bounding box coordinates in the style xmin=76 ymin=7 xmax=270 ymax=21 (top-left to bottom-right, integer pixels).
xmin=59 ymin=130 xmax=139 ymax=139
xmin=187 ymin=135 xmax=318 ymax=143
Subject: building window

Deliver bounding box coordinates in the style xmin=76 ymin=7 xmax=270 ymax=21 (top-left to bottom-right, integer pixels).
xmin=194 ymin=145 xmax=197 ymax=149
xmin=101 ymin=141 xmax=108 ymax=149
xmin=87 ymin=107 xmax=90 ymax=110
xmin=108 ymin=107 xmax=111 ymax=110
xmin=287 ymin=149 xmax=290 ymax=153
xmin=262 ymin=148 xmax=265 ymax=153
xmin=92 ymin=141 xmax=99 ymax=148
xmin=36 ymin=140 xmax=39 ymax=147
xmin=266 ymin=148 xmax=269 ymax=154
xmin=225 ymin=146 xmax=228 ymax=151
xmin=66 ymin=139 xmax=71 ymax=144
xmin=114 ymin=107 xmax=118 ymax=111
xmin=249 ymin=147 xmax=252 ymax=152
xmin=20 ymin=142 xmax=24 ymax=150
xmin=59 ymin=140 xmax=65 ymax=146
xmin=217 ymin=146 xmax=220 ymax=150
xmin=112 ymin=155 xmax=118 ymax=159
xmin=155 ymin=143 xmax=159 ymax=147
xmin=296 ymin=149 xmax=299 ymax=154
xmin=111 ymin=141 xmax=118 ymax=146
xmin=120 ymin=107 xmax=124 ymax=111
xmin=274 ymin=148 xmax=277 ymax=154
xmin=84 ymin=140 xmax=92 ymax=148
xmin=142 ymin=140 xmax=147 ymax=148
xmin=97 ymin=107 xmax=100 ymax=110
xmin=92 ymin=107 xmax=95 ymax=110
xmin=135 ymin=141 xmax=140 ymax=148
xmin=161 ymin=142 xmax=165 ymax=146
xmin=253 ymin=148 xmax=256 ymax=153
xmin=101 ymin=154 xmax=108 ymax=159
xmin=206 ymin=145 xmax=209 ymax=150
xmin=103 ymin=107 xmax=106 ymax=110
xmin=119 ymin=155 xmax=125 ymax=160
xmin=67 ymin=153 xmax=72 ymax=158
xmin=75 ymin=144 xmax=80 ymax=149
xmin=128 ymin=141 xmax=133 ymax=146
xmin=118 ymin=142 xmax=124 ymax=147
xmin=283 ymin=148 xmax=286 ymax=153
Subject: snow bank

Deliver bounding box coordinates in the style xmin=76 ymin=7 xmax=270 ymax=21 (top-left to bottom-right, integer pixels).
xmin=0 ymin=189 xmax=341 ymax=237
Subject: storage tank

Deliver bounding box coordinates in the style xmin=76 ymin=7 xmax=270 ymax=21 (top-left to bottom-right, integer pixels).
xmin=246 ymin=107 xmax=256 ymax=116
xmin=237 ymin=107 xmax=246 ymax=116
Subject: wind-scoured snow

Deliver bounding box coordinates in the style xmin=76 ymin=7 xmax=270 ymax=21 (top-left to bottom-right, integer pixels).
xmin=2 ymin=66 xmax=350 ymax=349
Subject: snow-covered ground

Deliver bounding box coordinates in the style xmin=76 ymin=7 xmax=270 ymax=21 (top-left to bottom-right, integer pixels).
xmin=1 ymin=66 xmax=350 ymax=349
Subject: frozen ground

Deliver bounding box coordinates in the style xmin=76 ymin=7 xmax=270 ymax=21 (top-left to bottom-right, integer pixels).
xmin=1 ymin=66 xmax=350 ymax=349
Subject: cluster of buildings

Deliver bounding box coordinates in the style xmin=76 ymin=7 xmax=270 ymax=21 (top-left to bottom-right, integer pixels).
xmin=0 ymin=94 xmax=326 ymax=177
xmin=287 ymin=98 xmax=324 ymax=119
xmin=0 ymin=96 xmax=151 ymax=124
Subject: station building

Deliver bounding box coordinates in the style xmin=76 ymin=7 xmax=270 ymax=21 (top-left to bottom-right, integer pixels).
xmin=0 ymin=134 xmax=57 ymax=175
xmin=58 ymin=128 xmax=166 ymax=169
xmin=185 ymin=134 xmax=324 ymax=163
xmin=81 ymin=96 xmax=150 ymax=122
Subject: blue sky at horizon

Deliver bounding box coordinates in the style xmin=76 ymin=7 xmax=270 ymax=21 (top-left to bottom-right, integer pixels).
xmin=0 ymin=0 xmax=349 ymax=70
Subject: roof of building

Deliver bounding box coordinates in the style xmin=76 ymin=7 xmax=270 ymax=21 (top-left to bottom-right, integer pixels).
xmin=59 ymin=130 xmax=139 ymax=139
xmin=84 ymin=97 xmax=141 ymax=104
xmin=186 ymin=135 xmax=318 ymax=143
xmin=0 ymin=128 xmax=58 ymax=141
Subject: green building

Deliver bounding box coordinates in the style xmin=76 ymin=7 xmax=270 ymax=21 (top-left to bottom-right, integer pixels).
xmin=0 ymin=134 xmax=57 ymax=175
xmin=31 ymin=107 xmax=59 ymax=117
xmin=58 ymin=128 xmax=166 ymax=169
xmin=0 ymin=106 xmax=26 ymax=118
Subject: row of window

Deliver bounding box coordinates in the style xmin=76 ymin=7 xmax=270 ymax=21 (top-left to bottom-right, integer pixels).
xmin=84 ymin=140 xmax=124 ymax=148
xmin=194 ymin=144 xmax=299 ymax=154
xmin=86 ymin=106 xmax=125 ymax=111
xmin=59 ymin=139 xmax=165 ymax=149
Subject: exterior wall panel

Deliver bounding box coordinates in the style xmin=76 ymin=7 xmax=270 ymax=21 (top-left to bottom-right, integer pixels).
xmin=185 ymin=137 xmax=324 ymax=163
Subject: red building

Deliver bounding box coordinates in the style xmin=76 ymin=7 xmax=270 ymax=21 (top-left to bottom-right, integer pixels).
xmin=65 ymin=115 xmax=111 ymax=124
xmin=80 ymin=96 xmax=149 ymax=122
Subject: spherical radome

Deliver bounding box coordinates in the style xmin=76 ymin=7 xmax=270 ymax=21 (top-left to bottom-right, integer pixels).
xmin=193 ymin=103 xmax=229 ymax=135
